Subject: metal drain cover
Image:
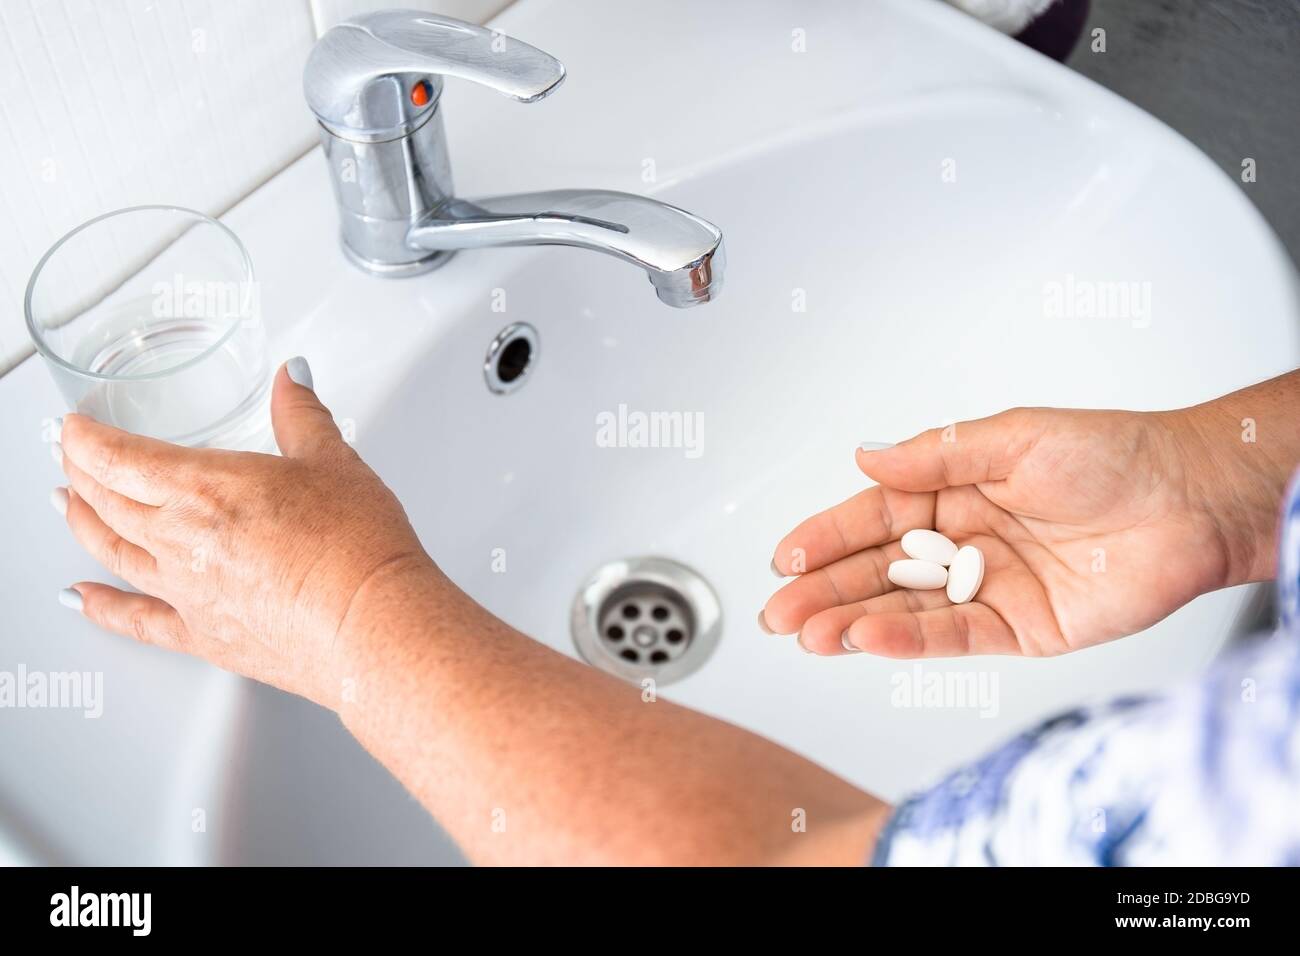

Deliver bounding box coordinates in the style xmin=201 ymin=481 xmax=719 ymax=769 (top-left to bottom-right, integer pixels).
xmin=571 ymin=556 xmax=722 ymax=686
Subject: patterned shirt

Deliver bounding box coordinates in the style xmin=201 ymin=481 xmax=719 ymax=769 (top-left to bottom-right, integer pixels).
xmin=873 ymin=474 xmax=1300 ymax=866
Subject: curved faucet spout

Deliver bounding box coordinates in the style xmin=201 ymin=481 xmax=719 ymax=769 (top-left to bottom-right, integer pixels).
xmin=406 ymin=190 xmax=724 ymax=307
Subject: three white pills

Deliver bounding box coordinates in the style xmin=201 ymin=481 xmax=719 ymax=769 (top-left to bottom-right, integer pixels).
xmin=888 ymin=530 xmax=985 ymax=604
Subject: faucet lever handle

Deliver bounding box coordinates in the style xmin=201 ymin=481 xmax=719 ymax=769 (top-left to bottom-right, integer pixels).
xmin=304 ymin=9 xmax=565 ymax=141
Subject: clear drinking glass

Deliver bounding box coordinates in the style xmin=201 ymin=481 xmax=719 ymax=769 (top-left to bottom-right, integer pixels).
xmin=25 ymin=205 xmax=271 ymax=450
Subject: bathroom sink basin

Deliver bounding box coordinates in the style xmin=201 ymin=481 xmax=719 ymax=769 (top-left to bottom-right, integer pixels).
xmin=2 ymin=0 xmax=1296 ymax=864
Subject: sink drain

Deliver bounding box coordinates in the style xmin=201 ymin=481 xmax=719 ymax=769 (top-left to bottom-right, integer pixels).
xmin=571 ymin=556 xmax=722 ymax=686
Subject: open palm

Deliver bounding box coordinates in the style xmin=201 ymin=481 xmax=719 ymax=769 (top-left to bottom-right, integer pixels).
xmin=764 ymin=407 xmax=1242 ymax=657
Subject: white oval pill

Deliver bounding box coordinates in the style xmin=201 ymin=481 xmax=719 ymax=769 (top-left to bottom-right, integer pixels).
xmin=900 ymin=529 xmax=958 ymax=566
xmin=946 ymin=545 xmax=985 ymax=604
xmin=887 ymin=559 xmax=948 ymax=590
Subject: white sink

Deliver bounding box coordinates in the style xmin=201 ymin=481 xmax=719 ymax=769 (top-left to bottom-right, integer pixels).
xmin=2 ymin=0 xmax=1296 ymax=864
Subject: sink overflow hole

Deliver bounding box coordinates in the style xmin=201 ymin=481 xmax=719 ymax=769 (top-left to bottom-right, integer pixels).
xmin=484 ymin=323 xmax=539 ymax=395
xmin=497 ymin=338 xmax=531 ymax=383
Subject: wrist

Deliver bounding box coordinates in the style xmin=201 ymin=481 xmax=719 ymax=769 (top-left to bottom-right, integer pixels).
xmin=1157 ymin=401 xmax=1287 ymax=587
xmin=326 ymin=551 xmax=452 ymax=715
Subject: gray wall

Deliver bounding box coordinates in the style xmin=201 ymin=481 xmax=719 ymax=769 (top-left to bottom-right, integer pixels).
xmin=1067 ymin=0 xmax=1300 ymax=267
xmin=1065 ymin=0 xmax=1299 ymax=636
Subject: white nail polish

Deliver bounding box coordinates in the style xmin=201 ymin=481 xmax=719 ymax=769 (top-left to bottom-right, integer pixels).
xmin=58 ymin=587 xmax=83 ymax=612
xmin=769 ymin=558 xmax=783 ymax=578
xmin=285 ymin=356 xmax=314 ymax=390
xmin=841 ymin=631 xmax=858 ymax=651
xmin=858 ymin=441 xmax=895 ymax=452
xmin=52 ymin=416 xmax=63 ymax=440
xmin=757 ymin=610 xmax=774 ymax=635
xmin=50 ymin=441 xmax=63 ymax=464
xmin=50 ymin=487 xmax=69 ymax=517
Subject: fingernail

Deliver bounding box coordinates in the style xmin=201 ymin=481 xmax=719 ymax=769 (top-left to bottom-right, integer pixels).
xmin=798 ymin=637 xmax=813 ymax=654
xmin=858 ymin=442 xmax=895 ymax=453
xmin=50 ymin=487 xmax=69 ymax=517
xmin=757 ymin=610 xmax=774 ymax=635
xmin=285 ymin=356 xmax=314 ymax=390
xmin=841 ymin=631 xmax=858 ymax=652
xmin=58 ymin=587 xmax=83 ymax=612
xmin=50 ymin=441 xmax=63 ymax=464
xmin=52 ymin=416 xmax=63 ymax=439
xmin=769 ymin=558 xmax=784 ymax=578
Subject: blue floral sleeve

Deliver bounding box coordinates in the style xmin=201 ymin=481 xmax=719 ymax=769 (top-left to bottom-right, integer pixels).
xmin=872 ymin=473 xmax=1300 ymax=866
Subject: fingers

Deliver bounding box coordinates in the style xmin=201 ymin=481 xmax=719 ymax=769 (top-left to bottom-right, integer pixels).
xmin=771 ymin=485 xmax=934 ymax=576
xmin=64 ymin=582 xmax=189 ymax=652
xmin=796 ymin=587 xmax=1018 ymax=657
xmin=792 ymin=535 xmax=1050 ymax=657
xmin=64 ymin=488 xmax=157 ymax=590
xmin=841 ymin=602 xmax=1020 ymax=658
xmin=762 ymin=541 xmax=906 ymax=634
xmin=59 ymin=413 xmax=193 ymax=506
xmin=61 ymin=458 xmax=156 ymax=550
xmin=795 ymin=588 xmax=950 ymax=655
xmin=855 ymin=408 xmax=1043 ymax=493
xmin=271 ymin=357 xmax=346 ymax=459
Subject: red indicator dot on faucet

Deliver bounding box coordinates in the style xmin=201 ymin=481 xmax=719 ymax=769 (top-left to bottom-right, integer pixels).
xmin=411 ymin=80 xmax=431 ymax=107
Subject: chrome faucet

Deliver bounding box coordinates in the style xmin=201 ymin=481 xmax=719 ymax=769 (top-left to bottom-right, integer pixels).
xmin=303 ymin=10 xmax=724 ymax=307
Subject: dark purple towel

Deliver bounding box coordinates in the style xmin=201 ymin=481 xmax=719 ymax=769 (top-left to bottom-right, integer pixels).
xmin=1015 ymin=0 xmax=1091 ymax=61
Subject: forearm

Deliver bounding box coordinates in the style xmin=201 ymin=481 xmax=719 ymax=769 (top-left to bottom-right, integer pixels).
xmin=1162 ymin=369 xmax=1300 ymax=586
xmin=333 ymin=559 xmax=887 ymax=865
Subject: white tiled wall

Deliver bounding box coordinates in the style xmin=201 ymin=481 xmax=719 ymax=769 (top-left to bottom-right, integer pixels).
xmin=310 ymin=0 xmax=510 ymax=33
xmin=0 ymin=0 xmax=512 ymax=376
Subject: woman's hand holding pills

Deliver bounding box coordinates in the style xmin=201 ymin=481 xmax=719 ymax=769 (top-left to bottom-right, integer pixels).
xmin=763 ymin=382 xmax=1298 ymax=658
